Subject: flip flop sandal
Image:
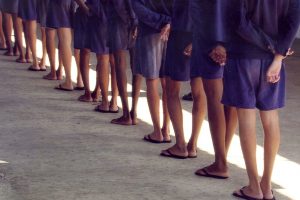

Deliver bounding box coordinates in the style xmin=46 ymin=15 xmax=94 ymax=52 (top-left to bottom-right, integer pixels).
xmin=233 ymin=187 xmax=263 ymax=200
xmin=160 ymin=149 xmax=188 ymax=159
xmin=54 ymin=84 xmax=73 ymax=91
xmin=28 ymin=66 xmax=40 ymax=71
xmin=74 ymin=86 xmax=85 ymax=91
xmin=109 ymin=106 xmax=119 ymax=113
xmin=16 ymin=58 xmax=27 ymax=63
xmin=195 ymin=168 xmax=229 ymax=179
xmin=143 ymin=134 xmax=169 ymax=144
xmin=94 ymin=105 xmax=110 ymax=113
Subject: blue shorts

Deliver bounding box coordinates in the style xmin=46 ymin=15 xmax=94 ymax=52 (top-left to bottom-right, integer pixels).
xmin=1 ymin=0 xmax=19 ymax=14
xmin=46 ymin=0 xmax=74 ymax=29
xmin=85 ymin=16 xmax=109 ymax=55
xmin=37 ymin=0 xmax=49 ymax=27
xmin=18 ymin=0 xmax=37 ymax=21
xmin=134 ymin=33 xmax=167 ymax=79
xmin=165 ymin=31 xmax=192 ymax=82
xmin=222 ymin=59 xmax=285 ymax=111
xmin=190 ymin=37 xmax=224 ymax=79
xmin=73 ymin=9 xmax=88 ymax=50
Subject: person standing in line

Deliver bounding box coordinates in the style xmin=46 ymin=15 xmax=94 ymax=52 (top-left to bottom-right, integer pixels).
xmin=46 ymin=0 xmax=75 ymax=91
xmin=1 ymin=0 xmax=19 ymax=56
xmin=133 ymin=0 xmax=173 ymax=143
xmin=160 ymin=0 xmax=203 ymax=158
xmin=188 ymin=0 xmax=238 ymax=178
xmin=222 ymin=0 xmax=300 ymax=199
xmin=107 ymin=0 xmax=137 ymax=125
xmin=19 ymin=0 xmax=44 ymax=71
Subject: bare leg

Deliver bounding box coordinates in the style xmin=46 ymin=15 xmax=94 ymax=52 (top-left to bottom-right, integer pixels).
xmin=195 ymin=78 xmax=228 ymax=178
xmin=3 ymin=13 xmax=13 ymax=56
xmin=39 ymin=27 xmax=47 ymax=69
xmin=23 ymin=21 xmax=31 ymax=62
xmin=160 ymin=78 xmax=171 ymax=140
xmin=189 ymin=78 xmax=207 ymax=157
xmin=13 ymin=15 xmax=25 ymax=62
xmin=129 ymin=47 xmax=142 ymax=125
xmin=260 ymin=110 xmax=280 ymax=200
xmin=225 ymin=106 xmax=238 ymax=155
xmin=57 ymin=49 xmax=63 ymax=80
xmin=0 ymin=12 xmax=6 ymax=49
xmin=109 ymin=54 xmax=119 ymax=110
xmin=144 ymin=78 xmax=164 ymax=141
xmin=95 ymin=54 xmax=110 ymax=111
xmin=56 ymin=28 xmax=73 ymax=90
xmin=78 ymin=48 xmax=92 ymax=101
xmin=26 ymin=20 xmax=39 ymax=70
xmin=43 ymin=28 xmax=57 ymax=80
xmin=111 ymin=50 xmax=132 ymax=125
xmin=233 ymin=108 xmax=263 ymax=199
xmin=162 ymin=78 xmax=188 ymax=157
xmin=74 ymin=48 xmax=84 ymax=88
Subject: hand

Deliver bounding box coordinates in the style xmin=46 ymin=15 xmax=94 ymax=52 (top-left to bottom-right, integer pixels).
xmin=183 ymin=44 xmax=192 ymax=57
xmin=83 ymin=5 xmax=90 ymax=16
xmin=266 ymin=54 xmax=284 ymax=83
xmin=286 ymin=48 xmax=294 ymax=56
xmin=209 ymin=45 xmax=227 ymax=66
xmin=160 ymin=24 xmax=171 ymax=42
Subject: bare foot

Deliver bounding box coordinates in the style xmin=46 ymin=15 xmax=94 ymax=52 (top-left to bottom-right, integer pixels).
xmin=43 ymin=72 xmax=57 ymax=80
xmin=94 ymin=103 xmax=110 ymax=113
xmin=55 ymin=82 xmax=73 ymax=91
xmin=28 ymin=65 xmax=41 ymax=71
xmin=161 ymin=127 xmax=171 ymax=142
xmin=111 ymin=116 xmax=132 ymax=126
xmin=130 ymin=110 xmax=139 ymax=125
xmin=143 ymin=131 xmax=163 ymax=142
xmin=195 ymin=163 xmax=229 ymax=179
xmin=233 ymin=186 xmax=263 ymax=200
xmin=161 ymin=145 xmax=188 ymax=158
xmin=92 ymin=90 xmax=101 ymax=102
xmin=187 ymin=143 xmax=198 ymax=158
xmin=56 ymin=69 xmax=63 ymax=80
xmin=78 ymin=94 xmax=92 ymax=102
xmin=16 ymin=57 xmax=27 ymax=63
xmin=39 ymin=62 xmax=47 ymax=70
xmin=260 ymin=182 xmax=275 ymax=200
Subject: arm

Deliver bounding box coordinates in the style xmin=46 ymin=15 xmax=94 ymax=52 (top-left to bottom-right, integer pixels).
xmin=132 ymin=0 xmax=171 ymax=30
xmin=235 ymin=0 xmax=276 ymax=53
xmin=74 ymin=0 xmax=90 ymax=15
xmin=275 ymin=0 xmax=300 ymax=56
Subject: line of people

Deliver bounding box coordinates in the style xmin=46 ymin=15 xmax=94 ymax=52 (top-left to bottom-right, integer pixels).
xmin=1 ymin=0 xmax=300 ymax=200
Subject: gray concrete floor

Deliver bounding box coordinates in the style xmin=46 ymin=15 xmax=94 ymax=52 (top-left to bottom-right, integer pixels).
xmin=0 ymin=40 xmax=300 ymax=200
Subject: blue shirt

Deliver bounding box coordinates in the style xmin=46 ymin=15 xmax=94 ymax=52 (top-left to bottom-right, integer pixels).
xmin=228 ymin=0 xmax=300 ymax=58
xmin=171 ymin=0 xmax=192 ymax=32
xmin=190 ymin=0 xmax=227 ymax=52
xmin=133 ymin=0 xmax=172 ymax=36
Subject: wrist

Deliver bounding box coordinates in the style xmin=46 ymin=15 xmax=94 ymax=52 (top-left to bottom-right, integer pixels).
xmin=274 ymin=54 xmax=284 ymax=62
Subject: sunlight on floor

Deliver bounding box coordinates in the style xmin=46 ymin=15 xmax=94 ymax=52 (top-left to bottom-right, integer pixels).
xmin=28 ymin=34 xmax=300 ymax=200
xmin=0 ymin=160 xmax=9 ymax=164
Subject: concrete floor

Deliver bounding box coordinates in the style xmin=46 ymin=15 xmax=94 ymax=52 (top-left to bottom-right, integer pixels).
xmin=0 ymin=40 xmax=300 ymax=200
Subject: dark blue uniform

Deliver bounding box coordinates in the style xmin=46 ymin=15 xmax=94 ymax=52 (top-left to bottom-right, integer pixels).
xmin=190 ymin=0 xmax=228 ymax=80
xmin=132 ymin=0 xmax=172 ymax=79
xmin=74 ymin=1 xmax=88 ymax=50
xmin=84 ymin=0 xmax=109 ymax=54
xmin=107 ymin=0 xmax=137 ymax=52
xmin=0 ymin=0 xmax=19 ymax=14
xmin=37 ymin=0 xmax=49 ymax=27
xmin=165 ymin=0 xmax=192 ymax=81
xmin=46 ymin=0 xmax=75 ymax=29
xmin=18 ymin=0 xmax=37 ymax=21
xmin=222 ymin=0 xmax=300 ymax=110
